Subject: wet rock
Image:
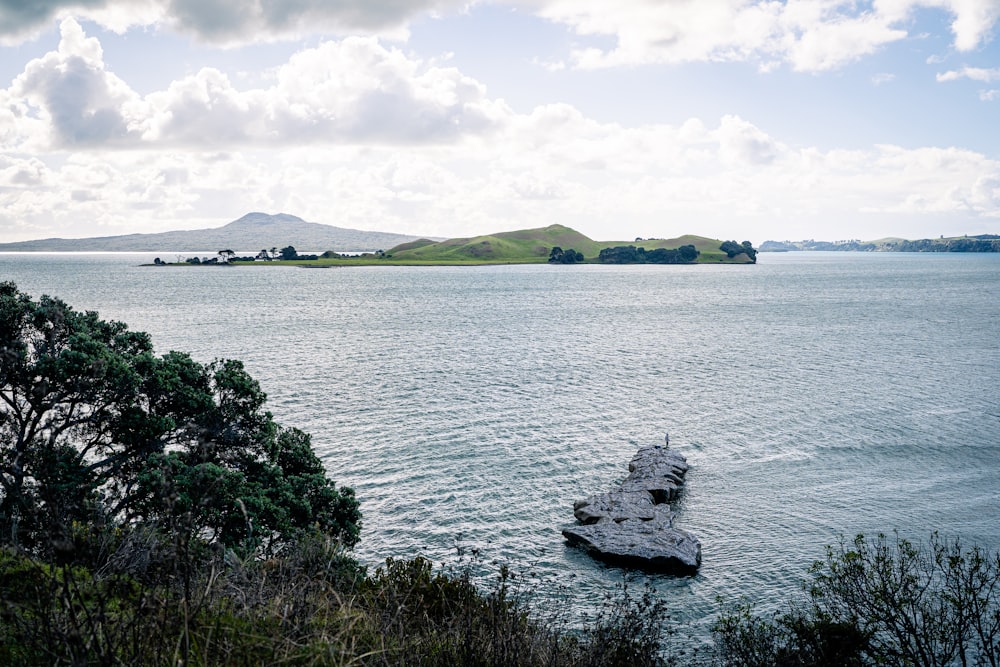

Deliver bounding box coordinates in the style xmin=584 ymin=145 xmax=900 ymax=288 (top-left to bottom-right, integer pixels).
xmin=573 ymin=490 xmax=659 ymax=524
xmin=619 ymin=446 xmax=689 ymax=502
xmin=562 ymin=519 xmax=701 ymax=573
xmin=564 ymin=437 xmax=701 ymax=573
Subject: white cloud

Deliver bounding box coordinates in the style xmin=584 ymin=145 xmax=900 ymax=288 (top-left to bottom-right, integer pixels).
xmin=937 ymin=66 xmax=1000 ymax=82
xmin=0 ymin=0 xmax=465 ymax=45
xmin=8 ymin=19 xmax=144 ymax=148
xmin=516 ymin=0 xmax=1000 ymax=72
xmin=0 ymin=155 xmax=49 ymax=187
xmin=714 ymin=114 xmax=780 ymax=166
xmin=5 ymin=105 xmax=999 ymax=244
xmin=872 ymin=72 xmax=896 ymax=85
xmin=2 ymin=0 xmax=996 ymax=74
xmin=3 ymin=20 xmax=507 ymax=150
xmin=980 ymin=88 xmax=1000 ymax=100
xmin=1 ymin=15 xmax=999 ymax=244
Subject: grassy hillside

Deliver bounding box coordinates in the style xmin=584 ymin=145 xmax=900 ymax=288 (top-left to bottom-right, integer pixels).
xmin=383 ymin=225 xmax=599 ymax=263
xmin=379 ymin=225 xmax=749 ymax=264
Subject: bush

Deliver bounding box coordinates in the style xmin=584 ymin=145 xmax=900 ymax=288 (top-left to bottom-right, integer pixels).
xmin=719 ymin=240 xmax=757 ymax=262
xmin=714 ymin=532 xmax=1000 ymax=667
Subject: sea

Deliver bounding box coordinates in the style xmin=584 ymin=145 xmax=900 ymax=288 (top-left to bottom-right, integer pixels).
xmin=2 ymin=250 xmax=998 ymax=647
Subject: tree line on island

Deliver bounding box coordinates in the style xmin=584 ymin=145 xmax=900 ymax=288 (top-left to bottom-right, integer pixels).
xmin=155 ymin=246 xmax=330 ymax=265
xmin=6 ymin=280 xmax=997 ymax=665
xmin=153 ymin=245 xmax=386 ymax=265
xmin=549 ymin=240 xmax=757 ymax=265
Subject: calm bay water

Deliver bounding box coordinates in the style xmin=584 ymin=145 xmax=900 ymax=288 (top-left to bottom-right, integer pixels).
xmin=2 ymin=251 xmax=999 ymax=641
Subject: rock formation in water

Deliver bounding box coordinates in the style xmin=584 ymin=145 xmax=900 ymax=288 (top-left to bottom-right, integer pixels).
xmin=563 ymin=434 xmax=701 ymax=573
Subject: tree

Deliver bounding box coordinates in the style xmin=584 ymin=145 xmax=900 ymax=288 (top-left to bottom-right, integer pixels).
xmin=721 ymin=240 xmax=757 ymax=262
xmin=596 ymin=245 xmax=697 ymax=264
xmin=217 ymin=249 xmax=235 ymax=264
xmin=0 ymin=282 xmax=360 ymax=557
xmin=548 ymin=247 xmax=585 ymax=264
xmin=279 ymin=246 xmax=298 ymax=261
xmin=598 ymin=245 xmax=642 ymax=263
xmin=679 ymin=244 xmax=699 ymax=263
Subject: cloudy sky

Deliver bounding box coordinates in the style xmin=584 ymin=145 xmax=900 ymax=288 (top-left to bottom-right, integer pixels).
xmin=1 ymin=0 xmax=999 ymax=244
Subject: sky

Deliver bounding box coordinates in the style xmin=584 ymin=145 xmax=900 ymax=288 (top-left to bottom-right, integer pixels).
xmin=1 ymin=1 xmax=999 ymax=245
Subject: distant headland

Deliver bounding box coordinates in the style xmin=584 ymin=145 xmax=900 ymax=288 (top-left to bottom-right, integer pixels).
xmin=761 ymin=235 xmax=1000 ymax=253
xmin=0 ymin=212 xmax=428 ymax=253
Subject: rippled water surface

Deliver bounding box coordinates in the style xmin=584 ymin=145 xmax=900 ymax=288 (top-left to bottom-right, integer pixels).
xmin=3 ymin=251 xmax=999 ymax=640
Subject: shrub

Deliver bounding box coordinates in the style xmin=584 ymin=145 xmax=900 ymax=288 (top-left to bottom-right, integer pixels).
xmin=714 ymin=532 xmax=1000 ymax=667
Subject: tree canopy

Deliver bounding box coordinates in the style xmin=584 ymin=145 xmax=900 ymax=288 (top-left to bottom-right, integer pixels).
xmin=548 ymin=247 xmax=585 ymax=264
xmin=596 ymin=244 xmax=699 ymax=264
xmin=0 ymin=282 xmax=360 ymax=557
xmin=720 ymin=240 xmax=757 ymax=262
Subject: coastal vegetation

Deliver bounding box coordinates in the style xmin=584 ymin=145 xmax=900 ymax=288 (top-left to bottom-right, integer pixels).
xmin=548 ymin=247 xmax=586 ymax=264
xmin=718 ymin=241 xmax=757 ymax=263
xmin=714 ymin=532 xmax=1000 ymax=667
xmin=0 ymin=281 xmax=361 ymax=557
xmin=4 ymin=281 xmax=998 ymax=665
xmin=596 ymin=244 xmax=700 ymax=264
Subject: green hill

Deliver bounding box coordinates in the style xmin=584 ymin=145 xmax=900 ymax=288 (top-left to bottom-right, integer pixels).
xmin=383 ymin=225 xmax=750 ymax=264
xmin=384 ymin=225 xmax=598 ymax=263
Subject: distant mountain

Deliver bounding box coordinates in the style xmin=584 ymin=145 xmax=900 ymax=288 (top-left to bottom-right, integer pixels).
xmin=0 ymin=213 xmax=429 ymax=252
xmin=760 ymin=235 xmax=1000 ymax=253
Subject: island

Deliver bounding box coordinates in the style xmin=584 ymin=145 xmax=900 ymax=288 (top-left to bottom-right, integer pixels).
xmin=161 ymin=224 xmax=757 ymax=266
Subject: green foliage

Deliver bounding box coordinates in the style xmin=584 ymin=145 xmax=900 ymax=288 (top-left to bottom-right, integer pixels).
xmin=549 ymin=247 xmax=585 ymax=264
xmin=596 ymin=245 xmax=699 ymax=264
xmin=280 ymin=245 xmax=298 ymax=260
xmin=0 ymin=540 xmax=674 ymax=667
xmin=713 ymin=600 xmax=867 ymax=667
xmin=0 ymin=281 xmax=359 ymax=558
xmin=719 ymin=240 xmax=757 ymax=262
xmin=579 ymin=580 xmax=675 ymax=667
xmin=890 ymin=237 xmax=1000 ymax=252
xmin=714 ymin=532 xmax=1000 ymax=667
